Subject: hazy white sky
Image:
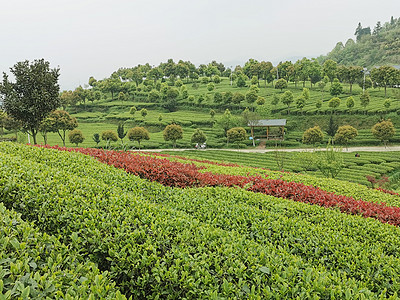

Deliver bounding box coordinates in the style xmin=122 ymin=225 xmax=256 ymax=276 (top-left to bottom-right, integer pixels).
xmin=1 ymin=0 xmax=399 ymax=90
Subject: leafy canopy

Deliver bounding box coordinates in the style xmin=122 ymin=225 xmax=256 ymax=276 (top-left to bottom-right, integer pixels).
xmin=0 ymin=59 xmax=60 ymax=144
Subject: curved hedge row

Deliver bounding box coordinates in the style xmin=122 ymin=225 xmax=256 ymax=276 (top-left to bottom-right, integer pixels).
xmin=36 ymin=145 xmax=400 ymax=226
xmin=0 ymin=203 xmax=124 ymax=299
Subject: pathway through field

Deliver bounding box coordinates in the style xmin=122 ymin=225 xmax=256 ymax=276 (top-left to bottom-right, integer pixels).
xmin=143 ymin=145 xmax=400 ymax=153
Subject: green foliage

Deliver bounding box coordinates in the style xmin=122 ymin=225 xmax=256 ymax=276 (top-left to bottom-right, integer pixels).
xmin=328 ymin=97 xmax=341 ymax=111
xmin=45 ymin=110 xmax=78 ymax=147
xmin=372 ymin=119 xmax=396 ymax=146
xmin=384 ymin=98 xmax=391 ymax=111
xmin=213 ymin=75 xmax=221 ymax=84
xmin=334 ymin=125 xmax=358 ymax=148
xmin=0 ymin=59 xmax=60 ymax=144
xmin=101 ymin=130 xmax=118 ymax=142
xmin=162 ymin=87 xmax=179 ymax=112
xmin=271 ymin=94 xmax=280 ymax=106
xmin=315 ymin=99 xmax=322 ymax=110
xmin=329 ymin=78 xmax=343 ymax=96
xmin=217 ymin=109 xmax=237 ymax=136
xmin=181 ymin=88 xmax=189 ymax=99
xmin=317 ymin=80 xmax=326 ymax=92
xmin=191 ymin=128 xmax=207 ymax=144
xmin=209 ymin=109 xmax=216 ymax=119
xmin=68 ymin=129 xmax=85 ymax=146
xmin=118 ymin=91 xmax=126 ymax=102
xmin=249 ymin=84 xmax=260 ymax=93
xmin=117 ymin=123 xmax=127 ymax=143
xmin=274 ymin=78 xmax=287 ymax=91
xmin=256 ymin=96 xmax=266 ymax=106
xmin=227 ymin=127 xmax=246 ymax=146
xmin=245 ymin=90 xmax=258 ymax=106
xmin=322 ymin=17 xmax=400 ymax=67
xmin=0 ymin=203 xmax=123 ymax=299
xmin=323 ymin=59 xmax=337 ymax=83
xmin=140 ymin=108 xmax=148 ymax=119
xmin=207 ymin=82 xmax=215 ymax=91
xmin=236 ymin=73 xmax=247 ymax=87
xmin=148 ymin=90 xmax=160 ymax=102
xmin=3 ymin=144 xmax=400 ymax=298
xmin=295 ymin=96 xmax=306 ymax=111
xmin=232 ymin=92 xmax=245 ymax=105
xmin=326 ymin=115 xmax=338 ymax=138
xmin=127 ymin=126 xmax=150 ymax=149
xmin=93 ymin=133 xmax=101 ymax=146
xmin=241 ymin=108 xmax=260 ymax=127
xmin=302 ymin=126 xmax=324 ymax=145
xmin=129 ymin=106 xmax=137 ymax=116
xmin=163 ymin=124 xmax=183 ymax=148
xmin=214 ymin=91 xmax=223 ymax=104
xmin=302 ymin=88 xmax=310 ymax=101
xmin=346 ymin=96 xmax=355 ymax=110
xmin=200 ymin=76 xmax=209 ymax=84
xmin=315 ymin=142 xmax=344 ymax=178
xmin=360 ymin=91 xmax=370 ymax=110
xmin=197 ymin=94 xmax=205 ymax=105
xmin=281 ymin=90 xmax=294 ymax=113
xmin=223 ymin=91 xmax=233 ymax=105
xmin=175 ymin=79 xmax=183 ymax=87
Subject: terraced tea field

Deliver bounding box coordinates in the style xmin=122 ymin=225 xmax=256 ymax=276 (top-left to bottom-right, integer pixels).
xmin=2 ymin=143 xmax=400 ymax=298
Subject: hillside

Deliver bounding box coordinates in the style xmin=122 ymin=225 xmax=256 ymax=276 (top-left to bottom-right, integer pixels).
xmin=319 ymin=16 xmax=400 ymax=67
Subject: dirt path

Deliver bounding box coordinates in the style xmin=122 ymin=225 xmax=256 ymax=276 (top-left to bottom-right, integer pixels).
xmin=143 ymin=145 xmax=400 ymax=153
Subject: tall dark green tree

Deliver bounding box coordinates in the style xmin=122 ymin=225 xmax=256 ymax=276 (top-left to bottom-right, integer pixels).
xmin=326 ymin=115 xmax=338 ymax=138
xmin=117 ymin=123 xmax=127 ymax=145
xmin=0 ymin=59 xmax=60 ymax=144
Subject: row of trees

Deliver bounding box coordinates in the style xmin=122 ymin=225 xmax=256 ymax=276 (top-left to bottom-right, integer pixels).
xmin=92 ymin=124 xmax=202 ymax=149
xmin=86 ymin=57 xmax=399 ymax=100
xmin=56 ymin=57 xmax=399 ymax=116
xmin=303 ymin=119 xmax=396 ymax=148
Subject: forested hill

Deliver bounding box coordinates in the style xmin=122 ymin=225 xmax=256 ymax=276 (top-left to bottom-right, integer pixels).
xmin=318 ymin=16 xmax=400 ymax=68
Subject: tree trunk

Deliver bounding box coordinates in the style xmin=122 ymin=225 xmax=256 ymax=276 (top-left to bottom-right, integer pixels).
xmin=42 ymin=132 xmax=48 ymax=145
xmin=58 ymin=131 xmax=66 ymax=146
xmin=349 ymin=83 xmax=353 ymax=94
xmin=32 ymin=129 xmax=37 ymax=145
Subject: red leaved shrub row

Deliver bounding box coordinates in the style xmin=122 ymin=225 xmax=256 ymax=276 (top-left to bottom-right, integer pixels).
xmin=37 ymin=145 xmax=400 ymax=226
xmin=376 ymin=187 xmax=400 ymax=196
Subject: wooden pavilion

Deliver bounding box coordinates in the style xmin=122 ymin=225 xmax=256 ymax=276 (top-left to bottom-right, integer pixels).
xmin=248 ymin=119 xmax=287 ymax=142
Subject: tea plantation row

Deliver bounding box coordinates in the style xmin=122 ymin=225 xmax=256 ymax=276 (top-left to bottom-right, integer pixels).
xmin=1 ymin=143 xmax=400 ymax=298
xmin=160 ymin=150 xmax=400 ymax=187
xmin=147 ymin=151 xmax=400 ymax=207
xmin=0 ymin=203 xmax=125 ymax=299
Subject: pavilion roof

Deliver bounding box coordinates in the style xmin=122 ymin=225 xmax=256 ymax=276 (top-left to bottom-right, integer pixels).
xmin=248 ymin=119 xmax=287 ymax=127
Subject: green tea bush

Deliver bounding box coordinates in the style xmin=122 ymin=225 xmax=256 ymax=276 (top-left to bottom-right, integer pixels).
xmin=0 ymin=203 xmax=124 ymax=299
